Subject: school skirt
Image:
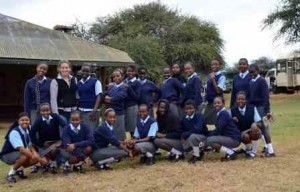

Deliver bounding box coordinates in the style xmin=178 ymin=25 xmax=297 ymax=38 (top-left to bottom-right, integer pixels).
xmin=154 ymin=138 xmax=183 ymax=152
xmin=182 ymin=134 xmax=206 ymax=151
xmin=206 ymin=136 xmax=240 ymax=149
xmin=1 ymin=151 xmax=21 ymax=165
xmin=135 ymin=142 xmax=157 ymax=154
xmin=125 ymin=105 xmax=138 ymax=133
xmin=203 ymin=102 xmax=217 ymax=125
xmin=90 ymin=146 xmax=127 ymax=162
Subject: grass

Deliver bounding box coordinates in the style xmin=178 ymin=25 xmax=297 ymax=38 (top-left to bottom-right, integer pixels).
xmin=0 ymin=94 xmax=300 ymax=191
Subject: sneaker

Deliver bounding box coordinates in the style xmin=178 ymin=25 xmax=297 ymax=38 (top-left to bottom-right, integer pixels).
xmin=15 ymin=170 xmax=28 ymax=179
xmin=103 ymin=163 xmax=113 ymax=170
xmin=146 ymin=156 xmax=155 ymax=165
xmin=154 ymin=151 xmax=162 ymax=156
xmin=95 ymin=162 xmax=113 ymax=170
xmin=30 ymin=165 xmax=39 ymax=174
xmin=220 ymin=153 xmax=237 ymax=161
xmin=245 ymin=152 xmax=256 ymax=159
xmin=139 ymin=155 xmax=147 ymax=165
xmin=49 ymin=166 xmax=58 ymax=174
xmin=261 ymin=152 xmax=276 ymax=158
xmin=165 ymin=153 xmax=176 ymax=161
xmin=41 ymin=164 xmax=50 ymax=173
xmin=6 ymin=175 xmax=16 ymax=183
xmin=188 ymin=156 xmax=202 ymax=164
xmin=63 ymin=164 xmax=71 ymax=174
xmin=73 ymin=165 xmax=84 ymax=173
xmin=174 ymin=154 xmax=185 ymax=162
xmin=234 ymin=148 xmax=246 ymax=155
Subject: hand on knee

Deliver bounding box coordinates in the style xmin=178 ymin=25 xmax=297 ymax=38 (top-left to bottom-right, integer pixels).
xmin=242 ymin=134 xmax=251 ymax=144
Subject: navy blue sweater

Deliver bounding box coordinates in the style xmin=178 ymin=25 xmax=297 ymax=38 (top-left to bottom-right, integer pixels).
xmin=139 ymin=80 xmax=160 ymax=109
xmin=210 ymin=110 xmax=241 ymax=142
xmin=24 ymin=77 xmax=52 ymax=113
xmin=30 ymin=114 xmax=67 ymax=147
xmin=230 ymin=73 xmax=252 ymax=107
xmin=181 ymin=112 xmax=208 ymax=139
xmin=125 ymin=78 xmax=141 ymax=108
xmin=62 ymin=123 xmax=94 ymax=148
xmin=160 ymin=78 xmax=184 ymax=104
xmin=183 ymin=74 xmax=203 ymax=106
xmin=104 ymin=83 xmax=128 ymax=115
xmin=78 ymin=77 xmax=98 ymax=109
xmin=205 ymin=73 xmax=224 ymax=103
xmin=249 ymin=77 xmax=270 ymax=113
xmin=93 ymin=122 xmax=120 ymax=149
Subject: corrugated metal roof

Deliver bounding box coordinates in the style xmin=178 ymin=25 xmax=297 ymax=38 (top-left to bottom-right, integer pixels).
xmin=0 ymin=13 xmax=134 ymax=65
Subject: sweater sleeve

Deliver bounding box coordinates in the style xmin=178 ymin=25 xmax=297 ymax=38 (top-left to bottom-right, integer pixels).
xmin=150 ymin=82 xmax=160 ymax=104
xmin=29 ymin=120 xmax=42 ymax=147
xmin=74 ymin=126 xmax=94 ymax=148
xmin=50 ymin=79 xmax=59 ymax=114
xmin=24 ymin=80 xmax=31 ymax=113
xmin=261 ymin=79 xmax=270 ymax=113
xmin=230 ymin=77 xmax=236 ymax=108
xmin=209 ymin=112 xmax=227 ymax=136
xmin=62 ymin=126 xmax=72 ymax=148
xmin=128 ymin=81 xmax=141 ymax=101
xmin=194 ymin=77 xmax=202 ymax=105
xmin=111 ymin=86 xmax=128 ymax=102
xmin=98 ymin=127 xmax=120 ymax=147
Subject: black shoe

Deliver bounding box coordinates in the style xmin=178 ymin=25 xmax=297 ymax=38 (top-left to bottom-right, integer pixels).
xmin=261 ymin=152 xmax=276 ymax=158
xmin=103 ymin=163 xmax=113 ymax=170
xmin=165 ymin=153 xmax=176 ymax=161
xmin=261 ymin=147 xmax=267 ymax=153
xmin=220 ymin=153 xmax=237 ymax=161
xmin=139 ymin=155 xmax=147 ymax=165
xmin=73 ymin=165 xmax=85 ymax=173
xmin=42 ymin=164 xmax=50 ymax=173
xmin=15 ymin=170 xmax=28 ymax=179
xmin=63 ymin=164 xmax=71 ymax=174
xmin=49 ymin=166 xmax=58 ymax=174
xmin=188 ymin=156 xmax=202 ymax=164
xmin=154 ymin=151 xmax=162 ymax=156
xmin=234 ymin=148 xmax=246 ymax=155
xmin=245 ymin=152 xmax=256 ymax=159
xmin=146 ymin=156 xmax=155 ymax=165
xmin=30 ymin=165 xmax=39 ymax=174
xmin=6 ymin=175 xmax=16 ymax=183
xmin=174 ymin=154 xmax=185 ymax=162
xmin=95 ymin=162 xmax=113 ymax=170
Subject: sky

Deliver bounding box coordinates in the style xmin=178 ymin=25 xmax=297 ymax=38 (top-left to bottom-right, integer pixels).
xmin=0 ymin=0 xmax=299 ymax=65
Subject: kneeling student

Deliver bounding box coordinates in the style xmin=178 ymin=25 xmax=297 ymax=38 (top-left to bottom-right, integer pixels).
xmin=61 ymin=111 xmax=94 ymax=173
xmin=0 ymin=112 xmax=48 ymax=183
xmin=130 ymin=104 xmax=158 ymax=165
xmin=181 ymin=100 xmax=208 ymax=164
xmin=91 ymin=108 xmax=132 ymax=170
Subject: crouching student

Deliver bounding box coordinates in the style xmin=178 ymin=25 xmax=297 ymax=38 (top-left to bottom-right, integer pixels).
xmin=30 ymin=103 xmax=67 ymax=173
xmin=61 ymin=111 xmax=94 ymax=173
xmin=154 ymin=100 xmax=184 ymax=161
xmin=205 ymin=97 xmax=241 ymax=161
xmin=181 ymin=100 xmax=208 ymax=164
xmin=129 ymin=104 xmax=158 ymax=165
xmin=91 ymin=108 xmax=132 ymax=170
xmin=229 ymin=91 xmax=262 ymax=159
xmin=0 ymin=112 xmax=48 ymax=183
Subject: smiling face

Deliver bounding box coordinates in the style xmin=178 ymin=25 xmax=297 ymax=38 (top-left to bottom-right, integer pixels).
xmin=126 ymin=67 xmax=136 ymax=79
xmin=158 ymin=102 xmax=167 ymax=116
xmin=163 ymin=68 xmax=171 ymax=79
xmin=211 ymin=60 xmax=221 ymax=72
xmin=36 ymin=63 xmax=48 ymax=78
xmin=184 ymin=104 xmax=195 ymax=116
xmin=236 ymin=94 xmax=246 ymax=108
xmin=70 ymin=113 xmax=81 ymax=127
xmin=40 ymin=105 xmax=51 ymax=119
xmin=81 ymin=66 xmax=91 ymax=80
xmin=58 ymin=63 xmax=71 ymax=77
xmin=184 ymin=63 xmax=194 ymax=76
xmin=138 ymin=69 xmax=147 ymax=80
xmin=249 ymin=67 xmax=259 ymax=79
xmin=213 ymin=97 xmax=224 ymax=112
xmin=238 ymin=59 xmax=248 ymax=73
xmin=113 ymin=71 xmax=123 ymax=84
xmin=106 ymin=111 xmax=116 ymax=125
xmin=139 ymin=105 xmax=148 ymax=119
xmin=18 ymin=116 xmax=30 ymax=129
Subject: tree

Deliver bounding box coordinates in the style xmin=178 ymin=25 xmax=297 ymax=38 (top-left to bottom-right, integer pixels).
xmin=263 ymin=0 xmax=300 ymax=44
xmin=251 ymin=56 xmax=275 ymax=75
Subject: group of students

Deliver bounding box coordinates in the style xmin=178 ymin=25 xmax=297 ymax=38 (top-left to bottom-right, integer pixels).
xmin=0 ymin=58 xmax=276 ymax=183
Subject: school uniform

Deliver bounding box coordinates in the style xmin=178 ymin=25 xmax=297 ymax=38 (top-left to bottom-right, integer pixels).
xmin=183 ymin=73 xmax=203 ymax=108
xmin=172 ymin=74 xmax=187 ymax=86
xmin=78 ymin=76 xmax=102 ymax=129
xmin=138 ymin=79 xmax=160 ymax=117
xmin=91 ymin=122 xmax=127 ymax=162
xmin=24 ymin=76 xmax=52 ymax=123
xmin=61 ymin=123 xmax=94 ymax=161
xmin=204 ymin=71 xmax=226 ymax=124
xmin=160 ymin=77 xmax=184 ymax=117
xmin=206 ymin=108 xmax=241 ymax=148
xmin=104 ymin=82 xmax=128 ymax=140
xmin=134 ymin=116 xmax=158 ymax=154
xmin=50 ymin=74 xmax=77 ymax=122
xmin=230 ymin=71 xmax=252 ymax=107
xmin=181 ymin=112 xmax=208 ymax=151
xmin=0 ymin=126 xmax=31 ymax=165
xmin=124 ymin=77 xmax=141 ymax=133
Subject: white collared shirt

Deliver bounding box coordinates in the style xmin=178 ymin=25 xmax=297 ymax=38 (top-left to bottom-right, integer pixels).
xmin=42 ymin=115 xmax=53 ymax=121
xmin=105 ymin=121 xmax=113 ymax=131
xmin=127 ymin=77 xmax=137 ymax=83
xmin=115 ymin=82 xmax=124 ymax=88
xmin=238 ymin=106 xmax=246 ymax=115
xmin=252 ymin=74 xmax=260 ymax=82
xmin=139 ymin=79 xmax=147 ymax=84
xmin=37 ymin=76 xmax=47 ymax=83
xmin=188 ymin=72 xmax=197 ymax=80
xmin=9 ymin=126 xmax=31 ymax=149
xmin=212 ymin=71 xmax=226 ymax=91
xmin=163 ymin=77 xmax=171 ymax=84
xmin=186 ymin=113 xmax=195 ymax=120
xmin=70 ymin=124 xmax=81 ymax=133
xmin=217 ymin=107 xmax=226 ymax=116
xmin=239 ymin=71 xmax=249 ymax=79
xmin=140 ymin=115 xmax=150 ymax=125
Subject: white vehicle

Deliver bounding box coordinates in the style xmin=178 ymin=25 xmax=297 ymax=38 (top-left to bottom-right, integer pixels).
xmin=265 ymin=53 xmax=300 ymax=93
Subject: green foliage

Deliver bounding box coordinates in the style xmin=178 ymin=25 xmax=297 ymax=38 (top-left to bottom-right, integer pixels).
xmin=251 ymin=56 xmax=275 ymax=74
xmin=263 ymin=0 xmax=300 ymax=44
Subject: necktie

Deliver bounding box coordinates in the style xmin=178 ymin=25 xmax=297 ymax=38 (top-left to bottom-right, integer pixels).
xmin=74 ymin=127 xmax=79 ymax=134
xmin=25 ymin=132 xmax=30 ymax=147
xmin=240 ymin=110 xmax=245 ymax=116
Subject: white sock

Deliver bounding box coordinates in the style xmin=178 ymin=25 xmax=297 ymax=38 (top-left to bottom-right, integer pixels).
xmin=8 ymin=168 xmax=16 ymax=176
xmin=220 ymin=146 xmax=234 ymax=155
xmin=251 ymin=140 xmax=259 ymax=154
xmin=75 ymin=161 xmax=83 ymax=166
xmin=261 ymin=135 xmax=267 ymax=148
xmin=65 ymin=161 xmax=70 ymax=166
xmin=267 ymin=143 xmax=274 ymax=154
xmin=192 ymin=147 xmax=200 ymax=157
xmin=97 ymin=157 xmax=115 ymax=164
xmin=146 ymin=152 xmax=153 ymax=158
xmin=50 ymin=160 xmax=57 ymax=167
xmin=170 ymin=148 xmax=182 ymax=156
xmin=245 ymin=144 xmax=252 ymax=151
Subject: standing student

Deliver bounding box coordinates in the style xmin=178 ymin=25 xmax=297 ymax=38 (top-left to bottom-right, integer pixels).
xmin=183 ymin=62 xmax=203 ymax=108
xmin=61 ymin=111 xmax=94 ymax=173
xmin=230 ymin=58 xmax=252 ymax=107
xmin=124 ymin=65 xmax=141 ymax=137
xmin=248 ymin=64 xmax=275 ymax=157
xmin=229 ymin=92 xmax=262 ymax=159
xmin=103 ymin=69 xmax=128 ymax=140
xmin=138 ymin=67 xmax=160 ymax=117
xmin=154 ymin=100 xmax=184 ymax=161
xmin=0 ymin=112 xmax=48 ymax=183
xmin=203 ymin=60 xmax=226 ymax=124
xmin=171 ymin=63 xmax=187 ymax=86
xmin=181 ymin=100 xmax=208 ymax=164
xmin=160 ymin=67 xmax=184 ymax=117
xmin=50 ymin=60 xmax=77 ymax=123
xmin=130 ymin=104 xmax=158 ymax=165
xmin=78 ymin=65 xmax=102 ymax=129
xmin=24 ymin=62 xmax=52 ymax=123
xmin=91 ymin=108 xmax=132 ymax=170
xmin=30 ymin=103 xmax=67 ymax=173
xmin=205 ymin=97 xmax=241 ymax=161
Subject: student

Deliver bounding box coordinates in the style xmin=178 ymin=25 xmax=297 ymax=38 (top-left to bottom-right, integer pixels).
xmin=171 ymin=63 xmax=187 ymax=86
xmin=30 ymin=103 xmax=67 ymax=173
xmin=91 ymin=108 xmax=132 ymax=170
xmin=50 ymin=60 xmax=77 ymax=123
xmin=103 ymin=69 xmax=128 ymax=140
xmin=205 ymin=97 xmax=241 ymax=161
xmin=154 ymin=99 xmax=184 ymax=161
xmin=160 ymin=67 xmax=184 ymax=117
xmin=129 ymin=104 xmax=158 ymax=165
xmin=124 ymin=65 xmax=141 ymax=137
xmin=0 ymin=112 xmax=48 ymax=183
xmin=78 ymin=65 xmax=102 ymax=129
xmin=24 ymin=62 xmax=52 ymax=123
xmin=61 ymin=111 xmax=94 ymax=173
xmin=229 ymin=91 xmax=262 ymax=159
xmin=183 ymin=62 xmax=203 ymax=108
xmin=203 ymin=60 xmax=226 ymax=124
xmin=230 ymin=58 xmax=252 ymax=107
xmin=138 ymin=67 xmax=160 ymax=117
xmin=248 ymin=64 xmax=275 ymax=157
xmin=181 ymin=100 xmax=208 ymax=164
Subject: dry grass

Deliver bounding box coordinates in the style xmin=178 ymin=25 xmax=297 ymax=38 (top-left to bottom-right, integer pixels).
xmin=0 ymin=93 xmax=300 ymax=192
